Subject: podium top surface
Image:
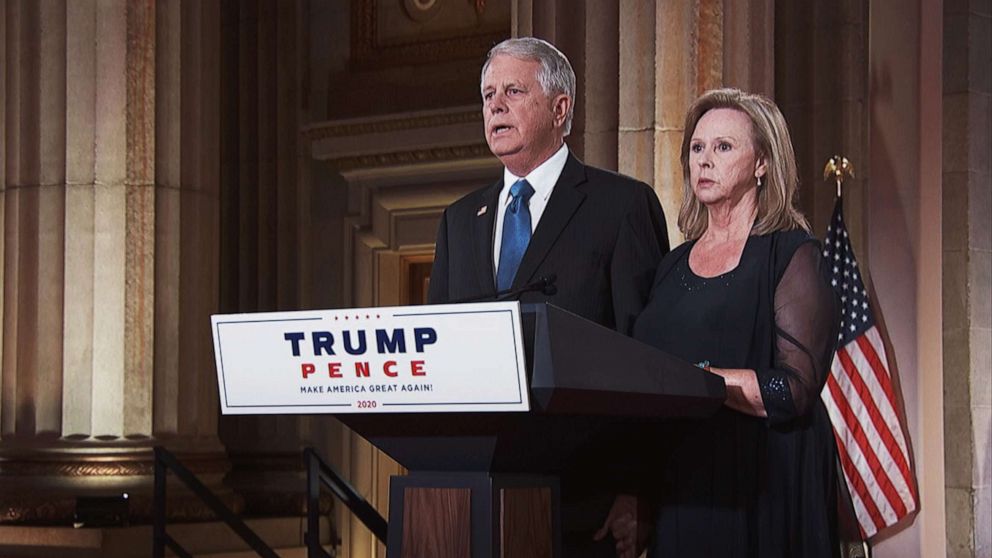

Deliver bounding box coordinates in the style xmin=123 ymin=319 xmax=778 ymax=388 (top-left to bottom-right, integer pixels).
xmin=340 ymin=303 xmax=726 ymax=473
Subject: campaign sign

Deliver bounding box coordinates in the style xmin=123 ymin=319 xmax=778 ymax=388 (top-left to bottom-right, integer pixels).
xmin=211 ymin=302 xmax=529 ymax=414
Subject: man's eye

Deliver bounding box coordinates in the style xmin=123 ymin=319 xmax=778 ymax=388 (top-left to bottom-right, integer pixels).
xmin=508 ymin=88 xmax=521 ymax=95
xmin=484 ymin=91 xmax=494 ymax=100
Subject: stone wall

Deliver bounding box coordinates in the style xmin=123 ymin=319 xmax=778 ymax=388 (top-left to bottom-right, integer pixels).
xmin=943 ymin=1 xmax=992 ymax=556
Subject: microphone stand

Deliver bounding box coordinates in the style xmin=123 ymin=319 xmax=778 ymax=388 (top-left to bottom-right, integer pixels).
xmin=446 ymin=274 xmax=557 ymax=305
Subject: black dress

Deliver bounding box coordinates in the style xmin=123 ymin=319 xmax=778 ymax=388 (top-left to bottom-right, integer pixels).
xmin=632 ymin=230 xmax=841 ymax=558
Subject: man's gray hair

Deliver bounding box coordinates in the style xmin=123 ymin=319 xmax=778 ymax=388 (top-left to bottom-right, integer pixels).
xmin=481 ymin=37 xmax=576 ymax=135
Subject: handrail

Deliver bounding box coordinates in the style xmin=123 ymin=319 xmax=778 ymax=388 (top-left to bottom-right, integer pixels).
xmin=152 ymin=446 xmax=279 ymax=558
xmin=304 ymin=447 xmax=388 ymax=557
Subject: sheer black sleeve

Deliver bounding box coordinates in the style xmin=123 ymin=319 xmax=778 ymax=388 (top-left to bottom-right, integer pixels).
xmin=755 ymin=241 xmax=840 ymax=425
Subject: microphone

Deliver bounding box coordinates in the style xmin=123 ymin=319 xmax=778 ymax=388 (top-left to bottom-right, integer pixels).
xmin=497 ymin=273 xmax=557 ymax=301
xmin=447 ymin=274 xmax=557 ymax=304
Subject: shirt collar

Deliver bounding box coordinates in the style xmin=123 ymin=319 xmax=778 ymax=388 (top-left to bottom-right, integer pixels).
xmin=501 ymin=143 xmax=569 ymax=204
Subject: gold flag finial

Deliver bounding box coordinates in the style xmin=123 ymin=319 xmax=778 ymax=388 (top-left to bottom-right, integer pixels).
xmin=824 ymin=156 xmax=855 ymax=198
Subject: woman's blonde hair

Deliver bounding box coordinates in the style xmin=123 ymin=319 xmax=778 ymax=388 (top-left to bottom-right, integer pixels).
xmin=677 ymin=88 xmax=809 ymax=240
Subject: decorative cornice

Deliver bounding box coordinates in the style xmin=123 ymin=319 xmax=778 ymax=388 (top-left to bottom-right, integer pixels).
xmin=0 ymin=496 xmax=76 ymax=524
xmin=0 ymin=452 xmax=338 ymax=526
xmin=302 ymin=109 xmax=483 ymax=142
xmin=0 ymin=454 xmax=229 ymax=477
xmin=0 ymin=492 xmax=245 ymax=524
xmin=328 ymin=143 xmax=493 ymax=172
xmin=353 ymin=30 xmax=506 ymax=69
xmin=0 ymin=490 xmax=333 ymax=525
xmin=0 ymin=460 xmax=155 ymax=477
xmin=350 ymin=0 xmax=507 ymax=70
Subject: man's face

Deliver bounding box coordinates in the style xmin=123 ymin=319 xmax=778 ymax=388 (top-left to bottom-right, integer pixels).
xmin=481 ymin=55 xmax=569 ymax=176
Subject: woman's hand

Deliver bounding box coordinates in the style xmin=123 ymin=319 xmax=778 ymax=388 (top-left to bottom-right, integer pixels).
xmin=593 ymin=493 xmax=652 ymax=558
xmin=708 ymin=367 xmax=768 ymax=418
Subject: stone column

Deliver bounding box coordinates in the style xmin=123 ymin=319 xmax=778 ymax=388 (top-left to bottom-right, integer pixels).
xmin=514 ymin=0 xmax=620 ymax=169
xmin=652 ymin=0 xmax=722 ymax=244
xmin=154 ymin=0 xmax=224 ymax=454
xmin=650 ymin=0 xmax=773 ymax=244
xmin=557 ymin=1 xmax=620 ymax=170
xmin=214 ymin=0 xmax=316 ymax=519
xmin=942 ymin=1 xmax=992 ymax=556
xmin=517 ymin=0 xmax=775 ymax=245
xmin=0 ymin=0 xmax=226 ymax=523
xmin=775 ymin=0 xmax=869 ymax=238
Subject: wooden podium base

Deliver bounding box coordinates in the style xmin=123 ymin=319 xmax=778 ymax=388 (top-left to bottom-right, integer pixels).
xmin=340 ymin=305 xmax=726 ymax=557
xmin=386 ymin=473 xmax=560 ymax=558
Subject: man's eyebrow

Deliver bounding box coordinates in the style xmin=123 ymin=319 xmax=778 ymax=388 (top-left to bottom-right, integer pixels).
xmin=484 ymin=80 xmax=527 ymax=89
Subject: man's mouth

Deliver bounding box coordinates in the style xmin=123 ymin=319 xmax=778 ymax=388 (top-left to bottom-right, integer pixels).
xmin=491 ymin=125 xmax=513 ymax=136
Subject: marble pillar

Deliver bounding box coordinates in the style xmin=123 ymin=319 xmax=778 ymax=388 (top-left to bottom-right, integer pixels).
xmin=517 ymin=0 xmax=774 ymax=245
xmin=215 ymin=0 xmax=317 ymax=519
xmin=0 ymin=0 xmax=226 ymax=523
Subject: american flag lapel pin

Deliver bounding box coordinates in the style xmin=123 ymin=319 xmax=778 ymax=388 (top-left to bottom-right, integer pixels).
xmin=477 ymin=205 xmax=487 ymax=217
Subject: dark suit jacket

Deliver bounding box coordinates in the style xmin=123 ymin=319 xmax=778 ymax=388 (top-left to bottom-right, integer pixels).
xmin=428 ymin=153 xmax=669 ymax=335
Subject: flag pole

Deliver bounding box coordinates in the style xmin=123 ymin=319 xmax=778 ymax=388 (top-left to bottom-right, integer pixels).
xmin=823 ymin=155 xmax=855 ymax=198
xmin=822 ymin=155 xmax=873 ymax=558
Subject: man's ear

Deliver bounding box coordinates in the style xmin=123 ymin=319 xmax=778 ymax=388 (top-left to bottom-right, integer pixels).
xmin=552 ymin=94 xmax=572 ymax=128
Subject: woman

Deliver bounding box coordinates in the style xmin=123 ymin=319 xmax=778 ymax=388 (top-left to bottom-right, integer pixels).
xmin=608 ymin=89 xmax=841 ymax=557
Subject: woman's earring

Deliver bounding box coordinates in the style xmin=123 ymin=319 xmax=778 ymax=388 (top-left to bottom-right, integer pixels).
xmin=757 ymin=175 xmax=763 ymax=187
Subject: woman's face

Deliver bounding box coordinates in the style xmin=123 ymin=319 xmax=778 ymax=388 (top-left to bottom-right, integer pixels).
xmin=688 ymin=108 xmax=765 ymax=207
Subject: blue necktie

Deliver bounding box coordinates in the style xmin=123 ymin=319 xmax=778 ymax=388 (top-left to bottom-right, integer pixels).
xmin=496 ymin=179 xmax=535 ymax=291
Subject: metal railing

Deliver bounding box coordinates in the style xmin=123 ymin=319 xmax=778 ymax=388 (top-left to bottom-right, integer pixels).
xmin=304 ymin=447 xmax=388 ymax=557
xmin=152 ymin=446 xmax=279 ymax=558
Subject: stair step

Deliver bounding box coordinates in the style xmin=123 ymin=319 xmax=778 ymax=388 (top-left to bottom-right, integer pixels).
xmin=0 ymin=517 xmax=333 ymax=558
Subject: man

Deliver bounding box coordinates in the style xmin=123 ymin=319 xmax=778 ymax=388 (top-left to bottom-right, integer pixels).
xmin=429 ymin=37 xmax=668 ymax=335
xmin=428 ymin=37 xmax=669 ymax=556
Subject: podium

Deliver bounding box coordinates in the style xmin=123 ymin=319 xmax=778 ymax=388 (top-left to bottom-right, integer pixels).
xmin=338 ymin=303 xmax=726 ymax=558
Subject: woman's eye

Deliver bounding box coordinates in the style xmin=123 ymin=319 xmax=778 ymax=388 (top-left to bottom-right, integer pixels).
xmin=718 ymin=142 xmax=732 ymax=151
xmin=690 ymin=144 xmax=703 ymax=153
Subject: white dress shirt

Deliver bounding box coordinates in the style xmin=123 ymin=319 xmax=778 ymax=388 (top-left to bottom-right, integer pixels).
xmin=492 ymin=143 xmax=569 ymax=278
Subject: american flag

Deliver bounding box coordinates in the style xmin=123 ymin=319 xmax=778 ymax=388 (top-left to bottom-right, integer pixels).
xmin=819 ymin=198 xmax=919 ymax=538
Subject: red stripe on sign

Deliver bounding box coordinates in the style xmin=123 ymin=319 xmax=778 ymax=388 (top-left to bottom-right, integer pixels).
xmin=826 ymin=373 xmax=886 ymax=533
xmin=837 ymin=344 xmax=917 ymax=505
xmin=834 ymin=347 xmax=908 ymax=519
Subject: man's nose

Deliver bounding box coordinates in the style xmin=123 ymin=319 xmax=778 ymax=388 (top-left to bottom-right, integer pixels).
xmin=487 ymin=92 xmax=506 ymax=113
